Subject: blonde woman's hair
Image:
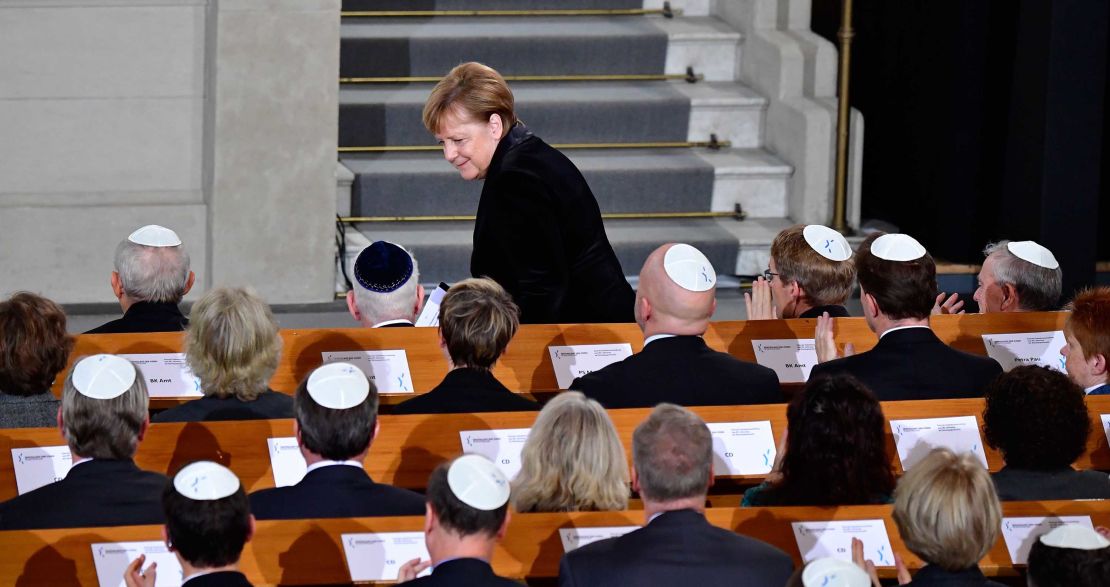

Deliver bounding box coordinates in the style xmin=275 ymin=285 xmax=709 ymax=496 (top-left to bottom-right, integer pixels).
xmin=512 ymin=392 xmax=629 ymax=512
xmin=423 ymin=62 xmax=517 ymax=135
xmin=439 ymin=277 xmax=519 ymax=370
xmin=185 ymin=287 xmax=281 ymax=401
xmin=893 ymin=448 xmax=1001 ymax=571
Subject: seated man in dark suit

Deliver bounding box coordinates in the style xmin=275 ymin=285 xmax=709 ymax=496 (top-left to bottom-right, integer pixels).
xmin=559 ymin=404 xmax=795 ymax=586
xmin=0 ymin=354 xmax=167 ymax=529
xmin=87 ymin=224 xmax=194 ymax=334
xmin=249 ymin=362 xmax=424 ymax=519
xmin=571 ymin=243 xmax=781 ymax=408
xmin=746 ymin=224 xmax=857 ymax=319
xmin=346 ymin=240 xmax=425 ymax=328
xmin=125 ymin=462 xmax=255 ymax=587
xmin=812 ymin=233 xmax=1003 ymax=400
xmin=396 ymin=455 xmax=521 ymax=586
xmin=393 ymin=278 xmax=538 ymax=414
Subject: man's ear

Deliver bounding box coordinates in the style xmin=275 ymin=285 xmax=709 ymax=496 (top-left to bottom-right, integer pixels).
xmin=414 ymin=284 xmax=426 ymax=320
xmin=630 ymin=464 xmax=640 ymax=494
xmin=293 ymin=420 xmax=303 ymax=446
xmin=137 ymin=415 xmax=150 ymax=442
xmin=639 ymin=297 xmax=652 ymax=324
xmin=999 ymin=282 xmax=1020 ymax=311
xmin=346 ymin=291 xmax=362 ymax=322
xmin=111 ymin=271 xmax=125 ymax=300
xmin=791 ymin=281 xmax=806 ymax=304
xmin=372 ymin=418 xmax=381 ymax=442
xmin=246 ymin=515 xmax=256 ymax=543
xmin=706 ymin=464 xmax=715 ymax=490
xmin=162 ymin=526 xmax=172 ymax=550
xmin=495 ymin=509 xmax=511 ymax=540
xmin=424 ymin=503 xmax=436 ymax=535
xmin=862 ymin=291 xmax=880 ymax=318
xmin=56 ymin=404 xmax=64 ymax=435
xmin=1092 ymin=353 xmax=1108 ymax=378
xmin=182 ymin=271 xmax=196 ymax=297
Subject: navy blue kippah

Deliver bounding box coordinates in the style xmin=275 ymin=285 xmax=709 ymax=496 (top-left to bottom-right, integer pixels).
xmin=353 ymin=241 xmax=414 ymax=293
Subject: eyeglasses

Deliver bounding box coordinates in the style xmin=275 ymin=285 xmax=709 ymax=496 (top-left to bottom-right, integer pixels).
xmin=762 ymin=269 xmax=780 ymax=281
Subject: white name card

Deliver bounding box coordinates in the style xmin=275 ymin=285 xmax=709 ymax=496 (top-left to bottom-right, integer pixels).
xmin=751 ymin=339 xmax=818 ymax=384
xmin=459 ymin=428 xmax=530 ymax=480
xmin=119 ymin=353 xmax=202 ymax=398
xmin=707 ymin=421 xmax=776 ymax=475
xmin=12 ymin=445 xmax=72 ymax=495
xmin=559 ymin=526 xmax=639 ymax=552
xmin=792 ymin=519 xmax=895 ymax=566
xmin=91 ymin=541 xmax=184 ymax=587
xmin=1001 ymin=516 xmax=1095 ymax=564
xmin=321 ymin=350 xmax=414 ymax=394
xmin=1101 ymin=415 xmax=1110 ymax=446
xmin=889 ymin=416 xmax=988 ymax=471
xmin=982 ymin=331 xmax=1067 ymax=373
xmin=342 ymin=532 xmax=431 ymax=582
xmin=548 ymin=344 xmax=633 ymax=389
xmin=267 ymin=437 xmax=307 ymax=487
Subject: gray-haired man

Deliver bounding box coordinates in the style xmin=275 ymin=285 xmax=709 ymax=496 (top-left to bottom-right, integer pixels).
xmin=87 ymin=224 xmax=195 ymax=334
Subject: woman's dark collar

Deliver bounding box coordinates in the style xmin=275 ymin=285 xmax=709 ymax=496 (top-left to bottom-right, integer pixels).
xmin=487 ymin=122 xmax=534 ymax=175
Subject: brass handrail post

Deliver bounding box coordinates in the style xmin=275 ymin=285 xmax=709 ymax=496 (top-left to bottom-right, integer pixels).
xmin=832 ymin=0 xmax=855 ymax=234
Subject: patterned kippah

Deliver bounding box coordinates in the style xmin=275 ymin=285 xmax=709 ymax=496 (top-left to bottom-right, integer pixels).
xmin=354 ymin=241 xmax=414 ymax=293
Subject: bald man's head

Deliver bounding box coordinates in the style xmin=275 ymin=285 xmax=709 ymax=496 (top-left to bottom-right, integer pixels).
xmin=635 ymin=244 xmax=716 ymax=336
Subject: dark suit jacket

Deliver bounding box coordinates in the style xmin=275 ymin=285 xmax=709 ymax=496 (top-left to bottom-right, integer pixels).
xmin=800 ymin=304 xmax=850 ymax=318
xmin=405 ymin=558 xmax=522 ymax=587
xmin=85 ymin=301 xmax=188 ymax=334
xmin=0 ymin=391 xmax=60 ymax=429
xmin=992 ymin=467 xmax=1110 ymax=501
xmin=0 ymin=459 xmax=167 ymax=530
xmin=152 ymin=390 xmax=293 ymax=423
xmin=1089 ymin=384 xmax=1110 ymax=396
xmin=808 ymin=327 xmax=1002 ymax=401
xmin=183 ymin=571 xmax=253 ymax=586
xmin=472 ymin=123 xmax=635 ymax=324
xmin=570 ymin=335 xmax=782 ymax=408
xmin=559 ymin=509 xmax=794 ymax=586
xmin=249 ymin=464 xmax=425 ymax=520
xmin=391 ymin=368 xmax=539 ymax=415
xmin=904 ymin=565 xmax=1006 ymax=586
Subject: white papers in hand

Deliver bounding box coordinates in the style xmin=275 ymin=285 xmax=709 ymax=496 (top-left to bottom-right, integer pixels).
xmin=459 ymin=428 xmax=530 ymax=480
xmin=707 ymin=421 xmax=776 ymax=475
xmin=322 ymin=350 xmax=414 ymax=394
xmin=751 ymin=339 xmax=818 ymax=384
xmin=889 ymin=416 xmax=988 ymax=471
xmin=119 ymin=353 xmax=202 ymax=398
xmin=342 ymin=532 xmax=431 ymax=582
xmin=791 ymin=519 xmax=895 ymax=566
xmin=981 ymin=331 xmax=1067 ymax=373
xmin=267 ymin=437 xmax=307 ymax=487
xmin=415 ymin=284 xmax=449 ymax=327
xmin=91 ymin=541 xmax=184 ymax=587
xmin=1001 ymin=516 xmax=1095 ymax=564
xmin=12 ymin=445 xmax=72 ymax=495
xmin=548 ymin=344 xmax=633 ymax=389
xmin=559 ymin=526 xmax=639 ymax=552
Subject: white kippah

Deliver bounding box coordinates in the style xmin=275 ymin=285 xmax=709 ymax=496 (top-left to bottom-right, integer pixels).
xmin=307 ymin=362 xmax=370 ymax=410
xmin=870 ymin=233 xmax=927 ymax=262
xmin=1007 ymin=240 xmax=1059 ymax=270
xmin=72 ymin=354 xmax=136 ymax=400
xmin=128 ymin=224 xmax=182 ymax=247
xmin=448 ymin=454 xmax=510 ymax=511
xmin=803 ymin=225 xmax=853 ymax=262
xmin=173 ymin=461 xmax=241 ymax=501
xmin=801 ymin=558 xmax=871 ymax=587
xmin=663 ymin=243 xmax=716 ymax=292
xmin=1039 ymin=524 xmax=1110 ymax=551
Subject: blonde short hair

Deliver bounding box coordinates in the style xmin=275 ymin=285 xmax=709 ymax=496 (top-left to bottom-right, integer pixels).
xmin=770 ymin=224 xmax=856 ymax=307
xmin=439 ymin=278 xmax=519 ymax=370
xmin=185 ymin=287 xmax=281 ymax=401
xmin=893 ymin=448 xmax=1001 ymax=571
xmin=423 ymin=62 xmax=517 ymax=135
xmin=512 ymin=392 xmax=629 ymax=512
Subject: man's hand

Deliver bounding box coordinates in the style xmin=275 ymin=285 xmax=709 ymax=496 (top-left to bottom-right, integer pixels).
xmin=743 ymin=277 xmax=777 ymax=320
xmin=851 ymin=538 xmax=911 ymax=586
xmin=397 ymin=558 xmax=432 ymax=583
xmin=815 ymin=312 xmax=855 ymax=363
xmin=123 ymin=554 xmax=156 ymax=587
xmin=931 ymin=292 xmax=965 ymax=315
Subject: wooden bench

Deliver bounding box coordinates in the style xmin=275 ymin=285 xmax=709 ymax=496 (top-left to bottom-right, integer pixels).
xmin=57 ymin=312 xmax=1069 ymax=408
xmin=3 ymin=500 xmax=1107 ymax=584
xmin=3 ymin=397 xmax=1107 ymax=503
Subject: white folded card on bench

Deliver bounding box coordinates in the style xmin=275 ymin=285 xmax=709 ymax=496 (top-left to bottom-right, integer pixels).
xmin=1000 ymin=516 xmax=1095 ymax=564
xmin=889 ymin=416 xmax=988 ymax=471
xmin=459 ymin=428 xmax=530 ymax=480
xmin=706 ymin=421 xmax=776 ymax=476
xmin=548 ymin=344 xmax=633 ymax=389
xmin=119 ymin=353 xmax=202 ymax=398
xmin=267 ymin=437 xmax=307 ymax=487
xmin=91 ymin=541 xmax=184 ymax=587
xmin=751 ymin=339 xmax=818 ymax=384
xmin=560 ymin=526 xmax=640 ymax=552
xmin=981 ymin=331 xmax=1067 ymax=373
xmin=321 ymin=350 xmax=414 ymax=394
xmin=12 ymin=445 xmax=72 ymax=495
xmin=792 ymin=519 xmax=895 ymax=567
xmin=342 ymin=532 xmax=431 ymax=582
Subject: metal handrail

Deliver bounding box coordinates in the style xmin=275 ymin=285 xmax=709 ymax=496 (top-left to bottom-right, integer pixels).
xmin=341 ymin=4 xmax=678 ymax=18
xmin=341 ymin=70 xmax=702 ymax=84
xmin=339 ymin=136 xmax=729 ymax=153
xmin=339 ymin=208 xmax=745 ymax=223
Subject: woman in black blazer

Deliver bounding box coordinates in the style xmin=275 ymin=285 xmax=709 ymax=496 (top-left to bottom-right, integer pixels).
xmin=422 ymin=62 xmax=634 ymax=324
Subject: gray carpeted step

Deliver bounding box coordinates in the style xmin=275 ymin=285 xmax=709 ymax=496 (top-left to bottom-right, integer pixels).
xmin=343 ymin=149 xmax=714 ymax=216
xmin=343 ymin=0 xmax=644 ymax=11
xmin=340 ymin=17 xmax=667 ymax=78
xmin=339 ymin=81 xmax=691 ymax=147
xmin=354 ymin=218 xmax=741 ymax=284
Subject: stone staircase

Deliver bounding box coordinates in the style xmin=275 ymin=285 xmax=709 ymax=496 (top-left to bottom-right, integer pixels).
xmin=336 ymin=0 xmax=827 ymax=287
